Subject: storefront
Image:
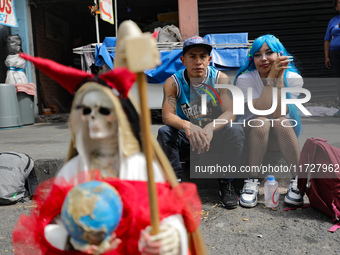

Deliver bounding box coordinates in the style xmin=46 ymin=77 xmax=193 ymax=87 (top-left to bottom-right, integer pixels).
xmin=28 ymin=0 xmax=179 ymax=113
xmin=3 ymin=0 xmax=338 ymax=117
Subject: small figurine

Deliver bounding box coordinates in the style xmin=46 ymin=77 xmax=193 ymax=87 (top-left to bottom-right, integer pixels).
xmin=3 ymin=34 xmax=37 ymax=121
xmin=4 ymin=34 xmax=30 ymax=85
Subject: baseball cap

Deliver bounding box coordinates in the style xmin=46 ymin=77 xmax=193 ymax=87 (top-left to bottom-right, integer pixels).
xmin=182 ymin=36 xmax=212 ymax=55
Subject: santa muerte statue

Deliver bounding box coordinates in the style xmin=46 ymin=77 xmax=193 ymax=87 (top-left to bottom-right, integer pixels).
xmin=12 ymin=21 xmax=206 ymax=255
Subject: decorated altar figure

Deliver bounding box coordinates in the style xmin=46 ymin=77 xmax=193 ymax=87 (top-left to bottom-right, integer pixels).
xmin=12 ymin=54 xmax=202 ymax=255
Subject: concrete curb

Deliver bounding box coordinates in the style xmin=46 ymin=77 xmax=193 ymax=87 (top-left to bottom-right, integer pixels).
xmin=32 ymin=151 xmax=292 ymax=188
xmin=34 ymin=158 xmax=65 ymax=183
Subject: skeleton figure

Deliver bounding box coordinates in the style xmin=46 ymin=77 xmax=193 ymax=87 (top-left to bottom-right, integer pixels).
xmin=61 ymin=81 xmax=143 ymax=181
xmin=13 ymin=54 xmax=199 ymax=255
xmin=78 ymin=87 xmax=120 ymax=177
xmin=80 ymin=90 xmax=118 ymax=140
xmin=52 ymin=81 xmax=185 ymax=254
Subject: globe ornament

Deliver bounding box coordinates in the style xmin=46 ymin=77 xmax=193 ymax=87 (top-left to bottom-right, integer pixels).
xmin=61 ymin=181 xmax=123 ymax=246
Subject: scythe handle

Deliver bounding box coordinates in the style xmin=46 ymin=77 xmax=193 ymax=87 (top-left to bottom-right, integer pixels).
xmin=152 ymin=139 xmax=207 ymax=255
xmin=137 ymin=72 xmax=160 ymax=235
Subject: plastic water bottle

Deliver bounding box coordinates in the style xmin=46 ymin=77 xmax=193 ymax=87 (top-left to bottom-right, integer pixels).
xmin=264 ymin=175 xmax=279 ymax=208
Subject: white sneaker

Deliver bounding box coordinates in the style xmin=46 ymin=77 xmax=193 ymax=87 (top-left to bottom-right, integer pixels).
xmin=240 ymin=179 xmax=260 ymax=208
xmin=284 ymin=176 xmax=303 ymax=206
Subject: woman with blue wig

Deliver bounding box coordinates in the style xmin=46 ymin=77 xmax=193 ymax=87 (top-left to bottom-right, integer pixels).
xmin=234 ymin=34 xmax=303 ymax=208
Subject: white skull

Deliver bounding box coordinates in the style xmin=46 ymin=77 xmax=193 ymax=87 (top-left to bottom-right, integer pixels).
xmin=80 ymin=90 xmax=117 ymax=140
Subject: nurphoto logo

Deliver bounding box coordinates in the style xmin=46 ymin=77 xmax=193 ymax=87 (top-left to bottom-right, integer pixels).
xmin=200 ymin=83 xmax=312 ymax=128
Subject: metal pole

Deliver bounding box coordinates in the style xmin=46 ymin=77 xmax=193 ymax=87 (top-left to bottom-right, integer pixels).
xmin=94 ymin=0 xmax=100 ymax=44
xmin=114 ymin=0 xmax=118 ymax=37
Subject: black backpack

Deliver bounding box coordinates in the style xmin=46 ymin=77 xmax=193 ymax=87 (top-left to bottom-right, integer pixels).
xmin=0 ymin=151 xmax=38 ymax=205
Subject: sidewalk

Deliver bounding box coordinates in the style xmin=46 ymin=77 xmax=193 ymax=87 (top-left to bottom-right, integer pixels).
xmin=0 ymin=115 xmax=340 ymax=255
xmin=0 ymin=115 xmax=339 ymax=184
xmin=0 ymin=116 xmax=164 ymax=183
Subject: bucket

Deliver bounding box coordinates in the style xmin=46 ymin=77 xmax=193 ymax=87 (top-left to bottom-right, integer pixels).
xmin=17 ymin=92 xmax=34 ymax=125
xmin=0 ymin=84 xmax=23 ymax=129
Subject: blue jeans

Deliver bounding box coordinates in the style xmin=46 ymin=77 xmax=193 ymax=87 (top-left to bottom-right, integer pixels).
xmin=157 ymin=124 xmax=245 ymax=179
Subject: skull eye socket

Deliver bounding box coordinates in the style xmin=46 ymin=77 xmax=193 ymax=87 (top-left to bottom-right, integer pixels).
xmin=81 ymin=106 xmax=111 ymax=116
xmin=98 ymin=107 xmax=111 ymax=115
xmin=82 ymin=107 xmax=92 ymax=115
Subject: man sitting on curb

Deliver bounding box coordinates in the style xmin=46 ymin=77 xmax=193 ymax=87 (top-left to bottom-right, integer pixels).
xmin=157 ymin=36 xmax=245 ymax=209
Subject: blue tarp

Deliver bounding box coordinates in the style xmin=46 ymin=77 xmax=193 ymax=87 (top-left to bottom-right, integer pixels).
xmin=205 ymin=33 xmax=249 ymax=69
xmin=95 ymin=37 xmax=117 ymax=70
xmin=95 ymin=33 xmax=248 ymax=84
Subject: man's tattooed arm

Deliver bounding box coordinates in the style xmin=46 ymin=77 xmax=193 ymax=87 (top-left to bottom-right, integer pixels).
xmin=167 ymin=95 xmax=177 ymax=112
xmin=162 ymin=88 xmax=166 ymax=106
xmin=163 ymin=82 xmax=177 ymax=112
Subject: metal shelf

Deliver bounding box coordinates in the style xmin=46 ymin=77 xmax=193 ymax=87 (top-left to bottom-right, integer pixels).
xmin=73 ymin=41 xmax=253 ymax=55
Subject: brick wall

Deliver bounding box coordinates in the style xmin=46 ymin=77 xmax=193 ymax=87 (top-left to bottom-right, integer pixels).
xmin=32 ymin=6 xmax=73 ymax=113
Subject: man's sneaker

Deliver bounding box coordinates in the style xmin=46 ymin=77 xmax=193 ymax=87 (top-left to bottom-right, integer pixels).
xmin=334 ymin=109 xmax=340 ymax=118
xmin=239 ymin=179 xmax=260 ymax=208
xmin=219 ymin=180 xmax=238 ymax=209
xmin=284 ymin=176 xmax=303 ymax=206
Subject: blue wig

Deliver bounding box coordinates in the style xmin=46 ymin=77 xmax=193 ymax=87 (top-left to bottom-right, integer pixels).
xmin=234 ymin=34 xmax=302 ymax=137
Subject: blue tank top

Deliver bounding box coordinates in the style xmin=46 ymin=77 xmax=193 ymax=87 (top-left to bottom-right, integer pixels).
xmin=172 ymin=66 xmax=222 ymax=127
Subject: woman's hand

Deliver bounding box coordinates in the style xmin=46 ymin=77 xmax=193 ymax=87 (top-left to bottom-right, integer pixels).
xmin=325 ymin=57 xmax=331 ymax=69
xmin=267 ymin=54 xmax=292 ymax=88
xmin=268 ymin=55 xmax=292 ymax=78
